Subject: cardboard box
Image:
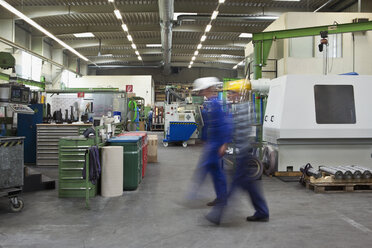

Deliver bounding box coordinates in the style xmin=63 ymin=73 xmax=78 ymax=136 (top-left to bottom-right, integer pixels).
xmin=148 ymin=135 xmax=158 ymax=163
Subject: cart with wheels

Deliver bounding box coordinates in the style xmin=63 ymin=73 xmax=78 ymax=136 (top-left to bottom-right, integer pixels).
xmin=163 ymin=121 xmax=198 ymax=147
xmin=0 ymin=188 xmax=24 ymax=212
xmin=0 ymin=136 xmax=25 ymax=212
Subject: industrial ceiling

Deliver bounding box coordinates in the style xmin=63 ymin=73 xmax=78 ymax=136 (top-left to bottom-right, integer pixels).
xmin=0 ymin=0 xmax=358 ymax=71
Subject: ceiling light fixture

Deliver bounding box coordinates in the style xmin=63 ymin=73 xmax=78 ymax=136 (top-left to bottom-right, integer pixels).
xmin=233 ymin=65 xmax=238 ymax=69
xmin=0 ymin=0 xmax=89 ymax=62
xmin=194 ymin=51 xmax=199 ymax=56
xmin=219 ymin=0 xmax=225 ymax=3
xmin=173 ymin=12 xmax=197 ymax=21
xmin=138 ymin=56 xmax=142 ymax=61
xmin=192 ymin=56 xmax=196 ymax=61
xmin=121 ymin=24 xmax=128 ymax=32
xmin=114 ymin=9 xmax=122 ymax=19
xmin=73 ymin=32 xmax=95 ymax=38
xmin=200 ymin=35 xmax=206 ymax=42
xmin=197 ymin=44 xmax=202 ymax=49
xmin=146 ymin=44 xmax=162 ymax=47
xmin=131 ymin=44 xmax=137 ymax=49
xmin=127 ymin=35 xmax=133 ymax=41
xmin=135 ymin=51 xmax=139 ymax=55
xmin=211 ymin=11 xmax=219 ymax=20
xmin=190 ymin=61 xmax=194 ymax=65
xmin=205 ymin=24 xmax=212 ymax=32
xmin=108 ymin=0 xmax=115 ymax=3
xmin=239 ymin=33 xmax=253 ymax=38
xmin=188 ymin=65 xmax=192 ymax=68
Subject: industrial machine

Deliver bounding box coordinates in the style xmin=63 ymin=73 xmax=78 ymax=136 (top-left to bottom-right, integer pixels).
xmin=263 ymin=74 xmax=372 ymax=172
xmin=163 ymin=86 xmax=200 ymax=147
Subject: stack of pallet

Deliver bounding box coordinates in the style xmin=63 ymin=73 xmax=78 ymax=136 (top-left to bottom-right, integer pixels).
xmin=300 ymin=164 xmax=372 ymax=193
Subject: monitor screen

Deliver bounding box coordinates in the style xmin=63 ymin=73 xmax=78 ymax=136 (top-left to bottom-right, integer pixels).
xmin=314 ymin=85 xmax=356 ymax=124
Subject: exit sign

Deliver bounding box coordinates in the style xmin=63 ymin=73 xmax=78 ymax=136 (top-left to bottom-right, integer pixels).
xmin=126 ymin=85 xmax=133 ymax=92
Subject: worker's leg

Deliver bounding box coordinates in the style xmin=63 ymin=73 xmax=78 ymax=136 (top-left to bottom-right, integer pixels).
xmin=242 ymin=180 xmax=269 ymax=218
xmin=208 ymin=159 xmax=227 ymax=205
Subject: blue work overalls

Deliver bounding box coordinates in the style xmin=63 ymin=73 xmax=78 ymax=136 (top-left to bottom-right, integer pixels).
xmin=195 ymin=98 xmax=232 ymax=204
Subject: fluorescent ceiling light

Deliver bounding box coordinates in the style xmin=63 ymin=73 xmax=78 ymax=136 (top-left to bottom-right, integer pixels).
xmin=192 ymin=56 xmax=196 ymax=61
xmin=233 ymin=65 xmax=238 ymax=69
xmin=205 ymin=24 xmax=212 ymax=32
xmin=238 ymin=60 xmax=244 ymax=65
xmin=200 ymin=35 xmax=206 ymax=42
xmin=188 ymin=65 xmax=192 ymax=68
xmin=108 ymin=0 xmax=114 ymax=3
xmin=114 ymin=9 xmax=122 ymax=19
xmin=0 ymin=0 xmax=89 ymax=62
xmin=273 ymin=0 xmax=300 ymax=1
xmin=131 ymin=44 xmax=137 ymax=49
xmin=121 ymin=24 xmax=128 ymax=32
xmin=135 ymin=51 xmax=139 ymax=55
xmin=211 ymin=11 xmax=219 ymax=20
xmin=146 ymin=44 xmax=162 ymax=47
xmin=255 ymin=16 xmax=279 ymax=20
xmin=127 ymin=35 xmax=133 ymax=41
xmin=197 ymin=44 xmax=202 ymax=49
xmin=219 ymin=0 xmax=225 ymax=3
xmin=173 ymin=12 xmax=197 ymax=21
xmin=138 ymin=56 xmax=142 ymax=61
xmin=73 ymin=32 xmax=95 ymax=38
xmin=190 ymin=61 xmax=194 ymax=65
xmin=239 ymin=33 xmax=253 ymax=38
xmin=194 ymin=51 xmax=199 ymax=56
xmin=102 ymin=54 xmax=113 ymax=57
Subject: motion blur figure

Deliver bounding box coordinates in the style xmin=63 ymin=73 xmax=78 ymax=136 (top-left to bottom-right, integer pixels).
xmin=206 ymin=79 xmax=269 ymax=225
xmin=187 ymin=77 xmax=232 ymax=207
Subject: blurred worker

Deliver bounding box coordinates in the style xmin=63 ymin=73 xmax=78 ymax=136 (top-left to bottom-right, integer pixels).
xmin=187 ymin=77 xmax=232 ymax=207
xmin=205 ymin=79 xmax=269 ymax=225
xmin=148 ymin=108 xmax=153 ymax=131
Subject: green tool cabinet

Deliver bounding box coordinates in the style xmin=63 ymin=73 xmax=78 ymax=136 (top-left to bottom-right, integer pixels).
xmin=58 ymin=136 xmax=97 ymax=198
xmin=108 ymin=136 xmax=142 ymax=191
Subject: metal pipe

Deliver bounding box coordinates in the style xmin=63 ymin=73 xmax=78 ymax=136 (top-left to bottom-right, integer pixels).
xmin=158 ymin=0 xmax=174 ymax=75
xmin=176 ymin=15 xmax=278 ymax=23
xmin=358 ymin=0 xmax=362 ymax=12
xmin=300 ymin=165 xmax=322 ymax=179
xmin=319 ymin=166 xmax=343 ymax=179
xmin=349 ymin=165 xmax=372 ymax=179
xmin=331 ymin=166 xmax=353 ymax=180
xmin=340 ymin=166 xmax=362 ymax=179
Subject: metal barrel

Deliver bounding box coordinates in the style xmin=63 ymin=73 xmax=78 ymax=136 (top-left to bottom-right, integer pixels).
xmin=341 ymin=166 xmax=362 ymax=179
xmin=349 ymin=165 xmax=372 ymax=179
xmin=300 ymin=165 xmax=322 ymax=179
xmin=332 ymin=166 xmax=353 ymax=180
xmin=319 ymin=166 xmax=343 ymax=179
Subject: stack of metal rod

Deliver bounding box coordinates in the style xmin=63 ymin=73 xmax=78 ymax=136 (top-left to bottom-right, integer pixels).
xmin=319 ymin=165 xmax=372 ymax=180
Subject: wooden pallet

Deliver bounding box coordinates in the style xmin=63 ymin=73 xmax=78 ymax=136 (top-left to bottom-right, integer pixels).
xmin=305 ymin=181 xmax=372 ymax=193
xmin=274 ymin=171 xmax=302 ymax=177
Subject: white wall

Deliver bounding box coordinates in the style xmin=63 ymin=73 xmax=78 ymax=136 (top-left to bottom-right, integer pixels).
xmin=69 ymin=75 xmax=154 ymax=105
xmin=246 ymin=12 xmax=372 ymax=77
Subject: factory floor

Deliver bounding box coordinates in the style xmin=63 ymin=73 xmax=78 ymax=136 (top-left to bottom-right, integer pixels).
xmin=1 ymin=133 xmax=372 ymax=248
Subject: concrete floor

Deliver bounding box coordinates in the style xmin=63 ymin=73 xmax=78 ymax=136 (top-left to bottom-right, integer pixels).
xmin=1 ymin=136 xmax=372 ymax=248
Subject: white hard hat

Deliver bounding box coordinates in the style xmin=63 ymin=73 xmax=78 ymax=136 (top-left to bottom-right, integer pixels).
xmin=192 ymin=77 xmax=221 ymax=91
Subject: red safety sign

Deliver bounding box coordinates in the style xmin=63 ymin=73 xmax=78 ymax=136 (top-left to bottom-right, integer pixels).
xmin=77 ymin=92 xmax=85 ymax=98
xmin=126 ymin=85 xmax=133 ymax=93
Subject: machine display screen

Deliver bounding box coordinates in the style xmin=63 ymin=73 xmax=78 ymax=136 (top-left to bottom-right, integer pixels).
xmin=314 ymin=85 xmax=356 ymax=124
xmin=11 ymin=88 xmax=21 ymax=101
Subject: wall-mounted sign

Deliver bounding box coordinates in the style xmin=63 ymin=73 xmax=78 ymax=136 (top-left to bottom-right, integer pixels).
xmin=126 ymin=85 xmax=133 ymax=93
xmin=77 ymin=92 xmax=85 ymax=98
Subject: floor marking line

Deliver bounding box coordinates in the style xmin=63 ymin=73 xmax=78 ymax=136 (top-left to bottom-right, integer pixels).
xmin=340 ymin=215 xmax=372 ymax=233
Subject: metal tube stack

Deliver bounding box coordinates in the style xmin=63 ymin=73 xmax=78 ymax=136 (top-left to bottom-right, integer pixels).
xmin=319 ymin=166 xmax=343 ymax=179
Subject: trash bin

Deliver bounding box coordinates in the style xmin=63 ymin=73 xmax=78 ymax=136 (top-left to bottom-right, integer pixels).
xmin=118 ymin=132 xmax=148 ymax=178
xmin=108 ymin=136 xmax=142 ymax=191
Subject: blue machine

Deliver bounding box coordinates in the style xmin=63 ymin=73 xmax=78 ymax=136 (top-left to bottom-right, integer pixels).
xmin=17 ymin=104 xmax=43 ymax=164
xmin=163 ymin=121 xmax=198 ymax=147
